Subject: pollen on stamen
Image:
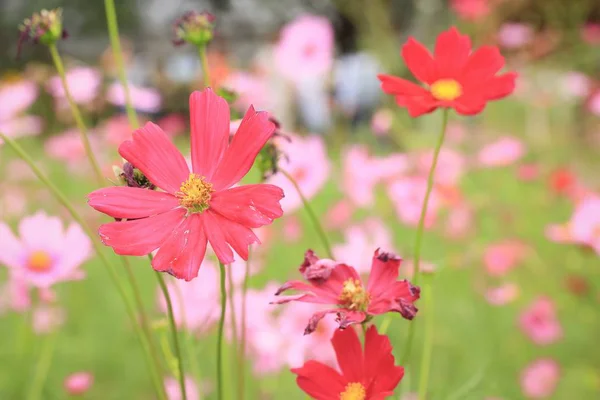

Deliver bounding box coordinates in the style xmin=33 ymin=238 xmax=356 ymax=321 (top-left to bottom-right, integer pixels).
xmin=340 ymin=382 xmax=366 ymax=400
xmin=339 ymin=278 xmax=370 ymax=311
xmin=430 ymin=79 xmax=462 ymax=101
xmin=176 ymin=173 xmax=214 ymax=213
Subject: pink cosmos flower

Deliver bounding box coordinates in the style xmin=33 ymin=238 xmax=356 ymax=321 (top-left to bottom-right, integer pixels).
xmin=283 ymin=215 xmax=303 ymax=243
xmin=569 ymin=195 xmax=600 ymax=254
xmin=483 ymin=240 xmax=529 ymax=277
xmin=33 ymin=305 xmax=66 ymax=334
xmin=325 ymin=200 xmax=354 ymax=230
xmin=158 ymin=260 xmax=220 ymax=333
xmin=485 ymin=283 xmax=519 ymax=306
xmin=417 ymin=148 xmax=465 ymax=186
xmin=103 ymin=115 xmax=146 ymax=146
xmin=88 ymin=89 xmax=284 ymax=281
xmin=64 ymin=372 xmax=94 ymax=396
xmin=223 ymin=71 xmax=270 ymax=111
xmin=0 ymin=116 xmax=43 ymax=140
xmin=444 ymin=203 xmax=474 ymax=239
xmin=47 ymin=66 xmax=101 ymax=105
xmin=0 ymin=212 xmax=91 ymax=288
xmin=0 ymin=79 xmax=38 ymax=121
xmin=45 ymin=129 xmax=101 ymax=168
xmin=0 ymin=272 xmax=30 ymax=313
xmin=387 ymin=177 xmax=442 ymax=229
xmin=371 ymin=108 xmax=393 ymax=136
xmin=450 ymin=0 xmax=491 ymax=21
xmin=107 ymin=82 xmax=162 ymax=113
xmin=519 ymin=296 xmax=563 ymax=345
xmin=273 ymin=249 xmax=419 ymax=333
xmin=157 ymin=113 xmax=187 ymax=137
xmin=498 ymin=23 xmax=533 ymax=49
xmin=266 ymin=134 xmax=329 ymax=213
xmin=165 ymin=376 xmax=200 ymax=400
xmin=478 ymin=136 xmax=525 ymax=167
xmin=521 ymin=359 xmax=560 ymax=398
xmin=275 ymin=15 xmax=334 ymax=82
xmin=333 ymin=218 xmax=394 ymax=274
xmin=560 ymin=72 xmax=590 ymax=99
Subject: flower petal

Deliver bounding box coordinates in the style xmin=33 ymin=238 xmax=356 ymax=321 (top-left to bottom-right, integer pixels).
xmin=210 ymin=106 xmax=276 ymax=191
xmin=202 ymin=211 xmax=234 ymax=264
xmin=272 ymin=281 xmax=340 ymax=305
xmin=462 ymin=45 xmax=505 ymax=82
xmin=209 ymin=184 xmax=284 ymax=228
xmin=0 ymin=223 xmax=24 ymax=269
xmin=366 ymin=249 xmax=401 ymax=296
xmin=483 ymin=72 xmax=518 ymax=100
xmin=434 ymin=27 xmax=471 ymax=78
xmin=402 ymin=37 xmax=437 ymax=84
xmin=119 ymin=122 xmax=190 ymax=194
xmin=291 ymin=360 xmax=345 ymax=400
xmin=209 ymin=212 xmax=260 ymax=260
xmin=98 ymin=208 xmax=186 ymax=256
xmin=377 ymin=74 xmax=429 ymax=97
xmin=88 ymin=186 xmax=180 ymax=219
xmin=364 ymin=325 xmax=405 ymax=394
xmin=189 ymin=89 xmax=230 ymax=180
xmin=331 ymin=326 xmax=363 ymax=382
xmin=369 ymin=280 xmax=420 ymax=319
xmin=452 ymin=92 xmax=487 ymax=115
xmin=152 ymin=214 xmax=207 ymax=281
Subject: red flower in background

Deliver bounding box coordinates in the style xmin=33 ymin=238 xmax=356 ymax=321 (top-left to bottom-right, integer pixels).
xmin=378 ymin=27 xmax=517 ymax=117
xmin=273 ymin=249 xmax=419 ymax=334
xmin=292 ymin=325 xmax=405 ymax=399
xmin=88 ymin=88 xmax=284 ymax=281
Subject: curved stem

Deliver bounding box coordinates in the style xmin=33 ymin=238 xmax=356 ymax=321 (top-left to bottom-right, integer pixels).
xmin=280 ymin=169 xmax=333 ymax=258
xmin=217 ymin=262 xmax=227 ymax=400
xmin=154 ymin=266 xmax=187 ymax=400
xmin=198 ymin=45 xmax=211 ymax=88
xmin=0 ymin=133 xmax=167 ymax=400
xmin=417 ymin=280 xmax=435 ymax=400
xmin=26 ymin=330 xmax=58 ymax=400
xmin=400 ymin=109 xmax=448 ymax=366
xmin=237 ymin=253 xmax=251 ymax=400
xmin=103 ymin=0 xmax=140 ymax=129
xmin=47 ymin=43 xmax=104 ymax=185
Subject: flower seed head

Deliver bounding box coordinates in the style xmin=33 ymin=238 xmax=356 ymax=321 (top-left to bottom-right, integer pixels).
xmin=18 ymin=8 xmax=67 ymax=56
xmin=172 ymin=11 xmax=215 ymax=47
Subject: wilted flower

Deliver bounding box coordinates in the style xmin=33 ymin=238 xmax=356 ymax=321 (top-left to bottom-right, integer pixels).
xmin=18 ymin=8 xmax=67 ymax=55
xmin=172 ymin=11 xmax=215 ymax=47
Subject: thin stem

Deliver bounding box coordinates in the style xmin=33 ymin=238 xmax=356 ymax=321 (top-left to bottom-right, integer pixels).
xmin=227 ymin=266 xmax=239 ymax=381
xmin=237 ymin=253 xmax=251 ymax=400
xmin=103 ymin=0 xmax=140 ymax=129
xmin=47 ymin=43 xmax=104 ymax=185
xmin=0 ymin=133 xmax=167 ymax=400
xmin=26 ymin=330 xmax=58 ymax=400
xmin=217 ymin=262 xmax=228 ymax=400
xmin=154 ymin=266 xmax=187 ymax=400
xmin=417 ymin=278 xmax=435 ymax=400
xmin=280 ymin=169 xmax=333 ymax=258
xmin=198 ymin=45 xmax=211 ymax=88
xmin=401 ymin=109 xmax=448 ymax=366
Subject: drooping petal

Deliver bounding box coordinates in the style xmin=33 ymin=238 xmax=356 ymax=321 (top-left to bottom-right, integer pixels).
xmin=201 ymin=211 xmax=234 ymax=264
xmin=291 ymin=360 xmax=346 ymax=400
xmin=363 ymin=326 xmax=405 ymax=395
xmin=482 ymin=72 xmax=518 ymax=100
xmin=271 ymin=280 xmax=341 ymax=305
xmin=189 ymin=89 xmax=230 ymax=180
xmin=119 ymin=122 xmax=190 ymax=194
xmin=88 ymin=186 xmax=180 ymax=219
xmin=369 ymin=280 xmax=420 ymax=319
xmin=210 ymin=107 xmax=276 ymax=191
xmin=366 ymin=249 xmax=402 ymax=295
xmin=98 ymin=208 xmax=186 ymax=256
xmin=207 ymin=212 xmax=260 ymax=260
xmin=402 ymin=37 xmax=437 ymax=84
xmin=331 ymin=327 xmax=364 ymax=382
xmin=152 ymin=214 xmax=208 ymax=281
xmin=461 ymin=45 xmax=505 ymax=82
xmin=0 ymin=223 xmax=24 ymax=269
xmin=209 ymin=184 xmax=284 ymax=228
xmin=303 ymin=309 xmax=341 ymax=335
xmin=434 ymin=27 xmax=471 ymax=78
xmin=336 ymin=310 xmax=367 ymax=328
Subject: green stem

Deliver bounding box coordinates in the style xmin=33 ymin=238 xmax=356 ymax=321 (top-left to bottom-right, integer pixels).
xmin=154 ymin=266 xmax=187 ymax=400
xmin=400 ymin=109 xmax=449 ymax=366
xmin=26 ymin=330 xmax=58 ymax=400
xmin=417 ymin=278 xmax=435 ymax=400
xmin=217 ymin=262 xmax=228 ymax=400
xmin=227 ymin=266 xmax=239 ymax=381
xmin=237 ymin=253 xmax=251 ymax=400
xmin=0 ymin=133 xmax=165 ymax=400
xmin=280 ymin=169 xmax=333 ymax=258
xmin=103 ymin=0 xmax=140 ymax=129
xmin=198 ymin=45 xmax=211 ymax=88
xmin=47 ymin=43 xmax=104 ymax=185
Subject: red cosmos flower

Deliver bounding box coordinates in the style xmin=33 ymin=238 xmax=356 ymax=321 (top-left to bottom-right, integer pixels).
xmin=292 ymin=325 xmax=404 ymax=399
xmin=88 ymin=88 xmax=284 ymax=281
xmin=378 ymin=27 xmax=517 ymax=117
xmin=273 ymin=249 xmax=419 ymax=334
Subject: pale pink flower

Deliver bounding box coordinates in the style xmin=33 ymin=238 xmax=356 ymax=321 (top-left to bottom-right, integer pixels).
xmin=229 ymin=119 xmax=242 ymax=135
xmin=267 ymin=134 xmax=330 ymax=213
xmin=544 ymin=223 xmax=573 ymax=244
xmin=0 ymin=272 xmax=30 ymax=313
xmin=45 ymin=129 xmax=101 ymax=168
xmin=223 ymin=72 xmax=270 ymax=111
xmin=517 ymin=163 xmax=539 ymax=181
xmin=485 ymin=283 xmax=519 ymax=306
xmin=371 ymin=108 xmax=393 ymax=136
xmin=107 ymin=82 xmax=161 ymax=113
xmin=387 ymin=177 xmax=442 ymax=229
xmin=444 ymin=203 xmax=474 ymax=239
xmin=0 ymin=80 xmax=38 ymax=121
xmin=519 ymin=297 xmax=563 ymax=345
xmin=478 ymin=136 xmax=525 ymax=167
xmin=325 ymin=200 xmax=354 ymax=230
xmin=451 ymin=0 xmax=491 ymax=21
xmin=283 ymin=215 xmax=303 ymax=242
xmin=226 ymin=255 xmax=263 ymax=288
xmin=64 ymin=372 xmax=94 ymax=396
xmin=498 ymin=23 xmax=533 ymax=49
xmin=483 ymin=240 xmax=529 ymax=277
xmin=587 ymin=90 xmax=600 ymax=116
xmin=560 ymin=72 xmax=590 ymax=99
xmin=0 ymin=212 xmax=91 ymax=288
xmin=417 ymin=148 xmax=465 ymax=186
xmin=157 ymin=113 xmax=187 ymax=136
xmin=158 ymin=260 xmax=220 ymax=334
xmin=5 ymin=159 xmax=38 ymax=181
xmin=333 ymin=218 xmax=394 ymax=274
xmin=33 ymin=305 xmax=66 ymax=334
xmin=570 ymin=195 xmax=600 ymax=254
xmin=165 ymin=376 xmax=200 ymax=400
xmin=521 ymin=359 xmax=560 ymax=398
xmin=47 ymin=67 xmax=101 ymax=105
xmin=103 ymin=115 xmax=140 ymax=146
xmin=275 ymin=15 xmax=334 ymax=82
xmin=0 ymin=116 xmax=43 ymax=140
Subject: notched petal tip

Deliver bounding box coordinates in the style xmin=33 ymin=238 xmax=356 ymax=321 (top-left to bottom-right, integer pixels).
xmin=374 ymin=248 xmax=401 ymax=263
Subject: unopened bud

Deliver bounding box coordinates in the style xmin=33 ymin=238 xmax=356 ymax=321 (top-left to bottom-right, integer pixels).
xmin=18 ymin=8 xmax=67 ymax=56
xmin=172 ymin=11 xmax=215 ymax=47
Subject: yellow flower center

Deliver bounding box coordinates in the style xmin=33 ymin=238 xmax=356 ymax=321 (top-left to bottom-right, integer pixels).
xmin=176 ymin=173 xmax=213 ymax=213
xmin=430 ymin=79 xmax=462 ymax=101
xmin=27 ymin=250 xmax=52 ymax=272
xmin=339 ymin=278 xmax=370 ymax=311
xmin=340 ymin=382 xmax=366 ymax=400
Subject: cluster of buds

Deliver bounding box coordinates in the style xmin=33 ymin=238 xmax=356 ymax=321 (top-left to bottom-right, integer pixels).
xmin=113 ymin=162 xmax=156 ymax=190
xmin=172 ymin=11 xmax=215 ymax=47
xmin=18 ymin=8 xmax=67 ymax=56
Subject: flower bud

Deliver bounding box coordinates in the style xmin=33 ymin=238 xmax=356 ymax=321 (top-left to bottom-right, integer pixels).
xmin=18 ymin=8 xmax=67 ymax=56
xmin=172 ymin=11 xmax=215 ymax=47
